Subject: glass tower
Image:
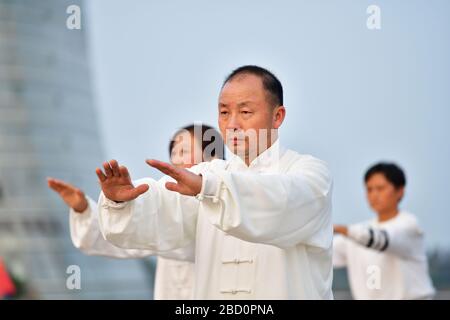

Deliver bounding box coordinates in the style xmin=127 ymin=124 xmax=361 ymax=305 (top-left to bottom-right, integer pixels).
xmin=0 ymin=0 xmax=154 ymax=299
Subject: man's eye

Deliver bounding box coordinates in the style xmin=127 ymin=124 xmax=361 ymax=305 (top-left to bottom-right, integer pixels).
xmin=220 ymin=111 xmax=228 ymax=115
xmin=241 ymin=111 xmax=252 ymax=114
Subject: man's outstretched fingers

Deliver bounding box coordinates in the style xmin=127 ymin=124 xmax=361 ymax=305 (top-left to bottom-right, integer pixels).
xmin=96 ymin=168 xmax=107 ymax=182
xmin=132 ymin=184 xmax=149 ymax=198
xmin=146 ymin=159 xmax=179 ymax=178
xmin=146 ymin=159 xmax=169 ymax=175
xmin=109 ymin=159 xmax=120 ymax=177
xmin=146 ymin=159 xmax=161 ymax=169
xmin=103 ymin=162 xmax=113 ymax=177
xmin=165 ymin=181 xmax=179 ymax=193
xmin=119 ymin=166 xmax=130 ymax=179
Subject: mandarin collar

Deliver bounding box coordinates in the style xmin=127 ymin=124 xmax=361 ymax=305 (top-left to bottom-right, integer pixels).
xmin=226 ymin=140 xmax=286 ymax=172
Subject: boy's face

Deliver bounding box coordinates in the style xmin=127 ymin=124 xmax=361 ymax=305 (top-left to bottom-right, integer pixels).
xmin=170 ymin=131 xmax=203 ymax=169
xmin=366 ymin=173 xmax=404 ymax=214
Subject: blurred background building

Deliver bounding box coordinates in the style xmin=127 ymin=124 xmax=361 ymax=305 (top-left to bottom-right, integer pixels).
xmin=0 ymin=0 xmax=154 ymax=299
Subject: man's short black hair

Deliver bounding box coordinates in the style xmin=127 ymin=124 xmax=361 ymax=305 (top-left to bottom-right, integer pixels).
xmin=364 ymin=162 xmax=406 ymax=189
xmin=169 ymin=124 xmax=225 ymax=161
xmin=222 ymin=65 xmax=283 ymax=108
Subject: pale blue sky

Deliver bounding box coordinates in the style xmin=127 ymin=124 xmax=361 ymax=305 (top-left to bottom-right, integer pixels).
xmin=84 ymin=0 xmax=450 ymax=248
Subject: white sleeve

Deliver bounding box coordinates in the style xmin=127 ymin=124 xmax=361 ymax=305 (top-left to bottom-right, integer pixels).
xmin=347 ymin=219 xmax=424 ymax=260
xmin=332 ymin=235 xmax=348 ymax=268
xmin=196 ymin=156 xmax=333 ymax=249
xmin=70 ymin=196 xmax=194 ymax=261
xmin=98 ymin=165 xmax=205 ymax=255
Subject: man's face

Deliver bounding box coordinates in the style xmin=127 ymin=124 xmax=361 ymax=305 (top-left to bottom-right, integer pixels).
xmin=170 ymin=131 xmax=203 ymax=169
xmin=366 ymin=173 xmax=404 ymax=214
xmin=218 ymin=74 xmax=283 ymax=159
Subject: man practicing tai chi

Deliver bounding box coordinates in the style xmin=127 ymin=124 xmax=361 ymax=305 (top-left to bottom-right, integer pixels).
xmin=333 ymin=162 xmax=435 ymax=299
xmin=48 ymin=124 xmax=224 ymax=299
xmin=95 ymin=66 xmax=334 ymax=299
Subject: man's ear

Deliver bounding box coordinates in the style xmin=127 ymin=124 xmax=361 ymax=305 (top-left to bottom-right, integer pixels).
xmin=273 ymin=105 xmax=286 ymax=129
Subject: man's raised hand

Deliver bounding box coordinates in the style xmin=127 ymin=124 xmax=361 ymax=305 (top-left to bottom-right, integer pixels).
xmin=146 ymin=159 xmax=202 ymax=196
xmin=96 ymin=159 xmax=149 ymax=202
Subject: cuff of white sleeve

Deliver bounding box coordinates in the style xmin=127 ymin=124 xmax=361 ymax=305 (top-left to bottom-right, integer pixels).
xmin=69 ymin=205 xmax=92 ymax=226
xmin=101 ymin=195 xmax=129 ymax=209
xmin=69 ymin=196 xmax=97 ymax=224
xmin=195 ymin=171 xmax=221 ymax=203
xmin=347 ymin=224 xmax=370 ymax=245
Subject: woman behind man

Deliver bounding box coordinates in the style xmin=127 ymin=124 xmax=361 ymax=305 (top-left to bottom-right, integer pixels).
xmin=47 ymin=124 xmax=224 ymax=299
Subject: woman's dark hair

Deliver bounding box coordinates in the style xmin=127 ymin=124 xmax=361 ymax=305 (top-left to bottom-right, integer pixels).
xmin=168 ymin=124 xmax=225 ymax=161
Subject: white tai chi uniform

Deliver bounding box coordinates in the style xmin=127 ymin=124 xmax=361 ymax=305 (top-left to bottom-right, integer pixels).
xmin=333 ymin=211 xmax=435 ymax=299
xmin=97 ymin=141 xmax=334 ymax=299
xmin=70 ymin=197 xmax=195 ymax=299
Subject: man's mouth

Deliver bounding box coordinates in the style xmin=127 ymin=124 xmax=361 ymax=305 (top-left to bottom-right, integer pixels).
xmin=229 ymin=137 xmax=244 ymax=145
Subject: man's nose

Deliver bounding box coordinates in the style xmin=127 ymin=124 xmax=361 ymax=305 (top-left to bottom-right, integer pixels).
xmin=226 ymin=114 xmax=241 ymax=131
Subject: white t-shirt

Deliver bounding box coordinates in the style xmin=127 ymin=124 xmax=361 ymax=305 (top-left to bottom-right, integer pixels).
xmin=333 ymin=211 xmax=435 ymax=300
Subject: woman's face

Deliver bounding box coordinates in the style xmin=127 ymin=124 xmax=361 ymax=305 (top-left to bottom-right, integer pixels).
xmin=170 ymin=131 xmax=203 ymax=169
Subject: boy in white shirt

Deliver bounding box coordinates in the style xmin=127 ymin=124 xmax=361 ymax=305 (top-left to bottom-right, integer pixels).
xmin=333 ymin=162 xmax=435 ymax=299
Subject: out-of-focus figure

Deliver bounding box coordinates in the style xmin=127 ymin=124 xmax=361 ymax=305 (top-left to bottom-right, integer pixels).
xmin=333 ymin=162 xmax=435 ymax=299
